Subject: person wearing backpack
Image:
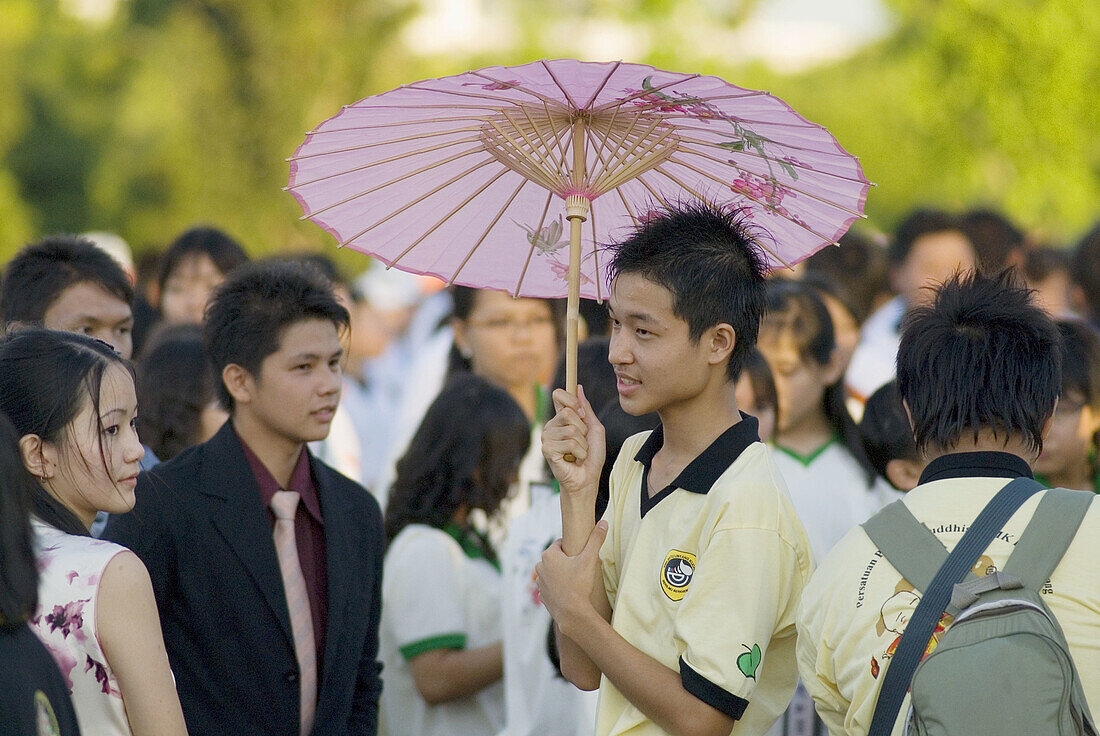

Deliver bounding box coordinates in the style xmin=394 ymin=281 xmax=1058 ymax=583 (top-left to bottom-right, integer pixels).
xmin=795 ymin=269 xmax=1099 ymax=736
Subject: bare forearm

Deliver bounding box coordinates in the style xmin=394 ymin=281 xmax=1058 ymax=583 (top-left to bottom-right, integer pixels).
xmin=409 ymin=643 xmax=503 ymax=705
xmin=559 ymin=489 xmax=598 ymax=556
xmin=558 ymin=610 xmax=734 ymax=736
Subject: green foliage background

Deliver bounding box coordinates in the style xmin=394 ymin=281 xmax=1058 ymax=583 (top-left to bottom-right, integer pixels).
xmin=1 ymin=0 xmax=1097 ymax=266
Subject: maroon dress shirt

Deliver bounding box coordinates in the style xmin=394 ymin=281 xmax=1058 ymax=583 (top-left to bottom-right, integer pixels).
xmin=239 ymin=437 xmax=328 ymax=668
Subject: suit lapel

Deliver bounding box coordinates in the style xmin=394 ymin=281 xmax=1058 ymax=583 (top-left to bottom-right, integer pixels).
xmin=313 ymin=459 xmax=355 ymax=688
xmin=201 ymin=424 xmax=294 ymax=644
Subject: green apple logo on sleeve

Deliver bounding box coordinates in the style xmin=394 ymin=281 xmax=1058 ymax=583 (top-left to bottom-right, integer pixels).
xmin=738 ymin=644 xmax=762 ymax=679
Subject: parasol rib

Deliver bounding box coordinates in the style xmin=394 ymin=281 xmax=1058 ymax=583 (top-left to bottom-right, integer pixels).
xmin=590 ymin=104 xmax=624 ymax=173
xmin=486 ymin=120 xmax=568 ymax=192
xmin=333 ymin=157 xmax=499 ymax=246
xmin=675 ymin=122 xmax=866 ymax=161
xmin=520 ymin=105 xmax=574 ymax=174
xmin=539 ymin=101 xmax=573 ymax=174
xmin=387 ymin=167 xmax=513 ymax=270
xmin=448 ymin=179 xmax=534 ymax=287
xmin=468 ymin=69 xmax=567 ymax=109
xmin=615 ymin=186 xmax=641 ymax=229
xmin=302 ymin=115 xmax=492 ymax=134
xmin=589 ymin=203 xmax=603 ymax=303
xmin=671 ymin=146 xmax=870 ymax=217
xmin=287 ymin=139 xmax=485 ymax=190
xmin=540 ymin=60 xmax=580 ymax=110
xmin=403 ymin=82 xmax=546 ymax=108
xmin=674 ymin=134 xmax=870 ymax=185
xmin=582 ymin=61 xmax=624 ymax=109
xmin=302 ymin=147 xmax=488 ymax=220
xmin=513 ymin=190 xmax=556 ymax=296
xmin=634 ymin=173 xmax=673 ymax=211
xmin=593 ymin=118 xmax=669 ymax=191
xmin=500 ymin=108 xmax=561 ymax=178
xmin=288 ymin=135 xmax=481 ymax=164
xmin=590 ymin=73 xmax=700 ymax=114
xmin=594 ymin=115 xmax=646 ymax=183
xmin=648 ymin=165 xmax=793 ymax=271
xmin=288 ymin=127 xmax=481 ymax=163
xmin=595 ymin=125 xmax=677 ymax=193
xmin=664 ymin=155 xmax=842 ymax=246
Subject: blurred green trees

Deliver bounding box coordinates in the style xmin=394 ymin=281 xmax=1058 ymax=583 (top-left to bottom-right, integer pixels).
xmin=1 ymin=0 xmax=1097 ymax=265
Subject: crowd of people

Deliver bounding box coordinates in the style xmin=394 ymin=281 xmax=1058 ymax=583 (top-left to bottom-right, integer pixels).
xmin=0 ymin=202 xmax=1097 ymax=736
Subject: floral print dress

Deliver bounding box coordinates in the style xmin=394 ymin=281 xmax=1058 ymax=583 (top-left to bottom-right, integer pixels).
xmin=30 ymin=519 xmax=133 ymax=736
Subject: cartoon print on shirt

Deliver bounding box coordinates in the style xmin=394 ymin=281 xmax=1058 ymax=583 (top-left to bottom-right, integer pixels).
xmin=869 ymin=555 xmax=997 ymax=679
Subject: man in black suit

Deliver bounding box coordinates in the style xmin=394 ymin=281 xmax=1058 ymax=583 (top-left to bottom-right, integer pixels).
xmin=106 ymin=260 xmax=384 ymax=735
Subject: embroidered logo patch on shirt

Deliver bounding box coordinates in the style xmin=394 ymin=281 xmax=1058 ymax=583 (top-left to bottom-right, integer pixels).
xmin=661 ymin=549 xmax=696 ymax=601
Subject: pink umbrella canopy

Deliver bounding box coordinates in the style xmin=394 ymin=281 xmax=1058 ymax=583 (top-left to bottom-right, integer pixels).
xmin=287 ymin=59 xmax=870 ymax=304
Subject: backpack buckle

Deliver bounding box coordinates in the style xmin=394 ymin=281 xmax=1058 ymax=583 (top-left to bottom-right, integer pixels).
xmin=950 ymin=571 xmax=1024 ymax=611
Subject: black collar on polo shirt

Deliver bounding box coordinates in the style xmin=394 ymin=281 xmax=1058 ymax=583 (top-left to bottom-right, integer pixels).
xmin=636 ymin=413 xmax=760 ymax=504
xmin=917 ymin=451 xmax=1033 ymax=486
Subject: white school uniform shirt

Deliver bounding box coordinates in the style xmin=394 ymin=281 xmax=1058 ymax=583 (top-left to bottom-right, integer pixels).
xmin=771 ymin=440 xmax=900 ymax=561
xmin=845 ymin=296 xmax=905 ymax=403
xmin=500 ymin=483 xmax=599 ymax=736
xmin=380 ymin=524 xmax=504 ymax=736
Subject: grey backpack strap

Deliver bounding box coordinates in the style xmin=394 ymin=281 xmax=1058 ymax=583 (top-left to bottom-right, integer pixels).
xmin=1003 ymin=488 xmax=1094 ymax=591
xmin=862 ymin=500 xmax=953 ymax=593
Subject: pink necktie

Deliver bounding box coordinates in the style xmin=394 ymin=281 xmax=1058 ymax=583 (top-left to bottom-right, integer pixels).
xmin=271 ymin=490 xmax=317 ymax=736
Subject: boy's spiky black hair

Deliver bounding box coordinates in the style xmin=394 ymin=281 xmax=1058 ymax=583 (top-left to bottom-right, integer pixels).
xmin=897 ymin=269 xmax=1062 ymax=456
xmin=606 ymin=201 xmax=769 ymax=380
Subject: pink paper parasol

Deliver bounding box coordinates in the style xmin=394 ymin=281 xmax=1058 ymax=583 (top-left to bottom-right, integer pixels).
xmin=287 ymin=59 xmax=870 ymax=392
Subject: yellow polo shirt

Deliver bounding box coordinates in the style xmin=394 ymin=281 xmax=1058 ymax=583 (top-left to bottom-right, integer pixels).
xmin=796 ymin=452 xmax=1100 ymax=736
xmin=597 ymin=416 xmax=815 ymax=736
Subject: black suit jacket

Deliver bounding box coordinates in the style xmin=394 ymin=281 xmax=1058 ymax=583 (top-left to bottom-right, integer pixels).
xmin=104 ymin=422 xmax=384 ymax=736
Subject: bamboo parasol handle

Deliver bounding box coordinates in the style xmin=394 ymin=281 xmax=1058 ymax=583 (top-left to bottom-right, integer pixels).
xmin=562 ymin=118 xmax=589 ymax=464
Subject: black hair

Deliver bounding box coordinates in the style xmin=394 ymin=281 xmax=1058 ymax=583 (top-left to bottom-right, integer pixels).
xmin=0 ymin=235 xmax=134 ymax=327
xmin=545 ymin=336 xmax=636 ymax=517
xmin=596 ymin=401 xmax=659 ymax=519
xmin=897 ymin=270 xmax=1062 ymax=456
xmin=446 ymin=285 xmax=565 ymax=376
xmin=547 ymin=337 xmax=617 ymax=424
xmin=761 ymin=280 xmax=876 ymax=482
xmin=284 ymin=253 xmax=345 ymax=287
xmin=859 ymin=381 xmax=917 ymax=482
xmin=0 ymin=329 xmax=135 ymax=536
xmin=606 ymin=201 xmax=768 ymax=380
xmin=739 ymin=347 xmax=778 ymax=432
xmin=1057 ymin=320 xmax=1100 ymax=414
xmin=1024 ymin=246 xmax=1071 ymax=283
xmin=1072 ymin=223 xmax=1100 ymax=319
xmin=960 ymin=208 xmax=1025 ymax=272
xmin=801 ymin=231 xmax=890 ymax=324
xmin=203 ymin=260 xmax=350 ymax=411
xmin=384 ymin=374 xmax=530 ymax=558
xmin=158 ymin=226 xmax=249 ymax=294
xmin=0 ymin=413 xmax=40 ymax=627
xmin=888 ymin=209 xmax=970 ymax=265
xmin=137 ymin=325 xmax=220 ymax=461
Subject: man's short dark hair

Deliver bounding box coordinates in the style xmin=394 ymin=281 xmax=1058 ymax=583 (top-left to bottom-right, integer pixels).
xmin=1 ymin=235 xmax=133 ymax=326
xmin=158 ymin=226 xmax=249 ymax=293
xmin=606 ymin=201 xmax=768 ymax=380
xmin=204 ymin=260 xmax=350 ymax=410
xmin=859 ymin=381 xmax=917 ymax=480
xmin=961 ymin=207 xmax=1024 ymax=272
xmin=896 ymin=270 xmax=1062 ymax=456
xmin=888 ymin=209 xmax=969 ymax=265
xmin=1072 ymin=222 xmax=1100 ymax=319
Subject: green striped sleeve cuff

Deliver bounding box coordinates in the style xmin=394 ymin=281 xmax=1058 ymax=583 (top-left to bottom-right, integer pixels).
xmin=399 ymin=633 xmax=467 ymax=660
